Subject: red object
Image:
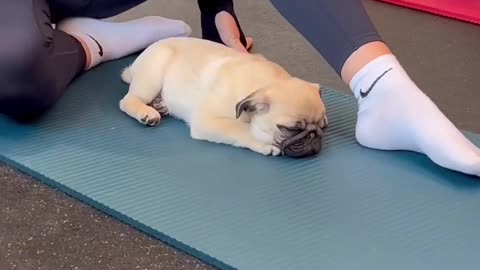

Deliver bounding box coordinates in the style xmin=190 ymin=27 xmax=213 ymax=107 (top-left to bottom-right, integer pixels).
xmin=375 ymin=0 xmax=480 ymax=25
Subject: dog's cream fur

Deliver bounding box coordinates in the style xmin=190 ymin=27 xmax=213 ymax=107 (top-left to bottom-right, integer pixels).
xmin=120 ymin=37 xmax=327 ymax=156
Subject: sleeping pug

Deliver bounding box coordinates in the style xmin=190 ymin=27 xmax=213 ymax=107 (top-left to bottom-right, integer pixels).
xmin=119 ymin=37 xmax=328 ymax=157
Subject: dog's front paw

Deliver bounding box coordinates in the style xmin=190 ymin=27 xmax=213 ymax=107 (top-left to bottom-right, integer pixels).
xmin=252 ymin=143 xmax=281 ymax=156
xmin=267 ymin=145 xmax=282 ymax=156
xmin=137 ymin=106 xmax=161 ymax=127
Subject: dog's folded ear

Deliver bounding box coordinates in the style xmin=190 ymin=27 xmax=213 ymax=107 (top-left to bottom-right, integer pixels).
xmin=309 ymin=82 xmax=320 ymax=89
xmin=235 ymin=89 xmax=270 ymax=119
xmin=309 ymin=82 xmax=323 ymax=97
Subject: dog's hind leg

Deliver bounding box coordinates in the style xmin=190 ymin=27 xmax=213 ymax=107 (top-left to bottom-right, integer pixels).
xmin=151 ymin=96 xmax=169 ymax=117
xmin=119 ymin=47 xmax=173 ymax=126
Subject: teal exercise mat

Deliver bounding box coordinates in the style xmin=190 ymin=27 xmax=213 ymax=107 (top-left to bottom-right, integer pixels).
xmin=1 ymin=55 xmax=479 ymax=270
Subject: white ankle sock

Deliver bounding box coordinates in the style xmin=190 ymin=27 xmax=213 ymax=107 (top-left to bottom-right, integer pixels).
xmin=349 ymin=54 xmax=480 ymax=177
xmin=57 ymin=16 xmax=192 ymax=69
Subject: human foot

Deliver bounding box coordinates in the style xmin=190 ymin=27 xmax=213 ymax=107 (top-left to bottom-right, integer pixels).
xmin=350 ymin=54 xmax=480 ymax=177
xmin=57 ymin=16 xmax=191 ymax=70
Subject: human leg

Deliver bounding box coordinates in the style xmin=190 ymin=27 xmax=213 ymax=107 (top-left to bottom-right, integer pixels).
xmin=53 ymin=0 xmax=191 ymax=70
xmin=57 ymin=16 xmax=191 ymax=69
xmin=0 ymin=0 xmax=191 ymax=121
xmin=0 ymin=0 xmax=86 ymax=120
xmin=269 ymin=0 xmax=480 ymax=176
xmin=47 ymin=0 xmax=150 ymax=21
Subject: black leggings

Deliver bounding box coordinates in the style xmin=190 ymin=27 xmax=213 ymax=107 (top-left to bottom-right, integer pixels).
xmin=0 ymin=0 xmax=246 ymax=121
xmin=0 ymin=0 xmax=381 ymax=121
xmin=269 ymin=0 xmax=382 ymax=75
xmin=0 ymin=0 xmax=147 ymax=120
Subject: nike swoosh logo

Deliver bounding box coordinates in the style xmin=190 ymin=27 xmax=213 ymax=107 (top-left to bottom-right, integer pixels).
xmin=87 ymin=34 xmax=103 ymax=57
xmin=359 ymin=67 xmax=393 ymax=98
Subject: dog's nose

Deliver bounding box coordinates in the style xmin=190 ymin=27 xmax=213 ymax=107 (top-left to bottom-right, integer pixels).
xmin=310 ymin=134 xmax=323 ymax=154
xmin=283 ymin=132 xmax=323 ymax=158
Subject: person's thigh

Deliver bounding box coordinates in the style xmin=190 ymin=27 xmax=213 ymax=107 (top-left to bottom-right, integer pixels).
xmin=47 ymin=0 xmax=148 ymax=22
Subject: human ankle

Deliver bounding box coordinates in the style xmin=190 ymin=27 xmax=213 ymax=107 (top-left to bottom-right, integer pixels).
xmin=69 ymin=33 xmax=92 ymax=70
xmin=341 ymin=41 xmax=392 ymax=85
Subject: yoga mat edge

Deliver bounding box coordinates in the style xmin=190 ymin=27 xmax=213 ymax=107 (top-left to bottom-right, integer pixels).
xmin=0 ymin=155 xmax=236 ymax=270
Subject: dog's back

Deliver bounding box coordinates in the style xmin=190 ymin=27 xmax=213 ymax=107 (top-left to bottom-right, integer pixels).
xmin=121 ymin=37 xmax=293 ymax=125
xmin=123 ymin=37 xmax=239 ymax=120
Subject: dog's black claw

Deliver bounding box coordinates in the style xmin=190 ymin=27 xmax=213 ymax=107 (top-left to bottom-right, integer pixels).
xmin=158 ymin=108 xmax=169 ymax=118
xmin=139 ymin=114 xmax=160 ymax=127
xmin=151 ymin=97 xmax=169 ymax=117
xmin=147 ymin=118 xmax=157 ymax=126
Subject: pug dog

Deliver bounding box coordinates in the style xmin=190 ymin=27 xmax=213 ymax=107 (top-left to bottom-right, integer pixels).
xmin=119 ymin=37 xmax=328 ymax=157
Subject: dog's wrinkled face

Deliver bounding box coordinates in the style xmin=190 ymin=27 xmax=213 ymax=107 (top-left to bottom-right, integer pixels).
xmin=235 ymin=77 xmax=328 ymax=158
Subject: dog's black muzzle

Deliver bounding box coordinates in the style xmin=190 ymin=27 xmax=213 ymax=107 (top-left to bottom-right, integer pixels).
xmin=278 ymin=123 xmax=325 ymax=158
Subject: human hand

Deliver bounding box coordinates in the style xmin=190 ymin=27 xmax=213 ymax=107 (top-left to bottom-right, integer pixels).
xmin=215 ymin=11 xmax=253 ymax=52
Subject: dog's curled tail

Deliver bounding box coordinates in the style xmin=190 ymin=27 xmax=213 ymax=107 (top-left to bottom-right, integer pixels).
xmin=121 ymin=66 xmax=133 ymax=84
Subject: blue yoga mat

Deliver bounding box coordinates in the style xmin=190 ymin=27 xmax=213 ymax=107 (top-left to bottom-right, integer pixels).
xmin=1 ymin=55 xmax=479 ymax=270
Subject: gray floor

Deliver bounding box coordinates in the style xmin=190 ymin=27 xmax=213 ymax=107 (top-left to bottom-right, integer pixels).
xmin=1 ymin=0 xmax=479 ymax=269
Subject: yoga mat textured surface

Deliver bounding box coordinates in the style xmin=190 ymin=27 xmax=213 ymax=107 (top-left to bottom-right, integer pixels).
xmin=1 ymin=56 xmax=480 ymax=270
xmin=376 ymin=0 xmax=480 ymax=25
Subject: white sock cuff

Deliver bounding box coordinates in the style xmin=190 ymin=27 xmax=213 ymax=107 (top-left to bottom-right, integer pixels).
xmin=64 ymin=32 xmax=103 ymax=70
xmin=349 ymin=54 xmax=400 ymax=98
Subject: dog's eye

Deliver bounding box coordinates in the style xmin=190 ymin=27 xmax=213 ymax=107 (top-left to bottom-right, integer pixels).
xmin=277 ymin=124 xmax=294 ymax=132
xmin=277 ymin=124 xmax=301 ymax=132
xmin=295 ymin=121 xmax=306 ymax=129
